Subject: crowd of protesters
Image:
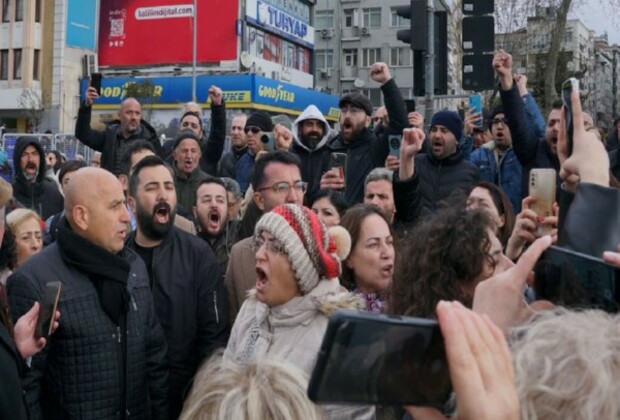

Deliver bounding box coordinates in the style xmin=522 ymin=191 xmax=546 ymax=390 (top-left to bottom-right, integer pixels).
xmin=1 ymin=52 xmax=620 ymax=420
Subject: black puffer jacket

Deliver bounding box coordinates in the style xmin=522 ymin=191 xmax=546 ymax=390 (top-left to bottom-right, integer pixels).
xmin=8 ymin=244 xmax=168 ymax=420
xmin=11 ymin=136 xmax=64 ymax=220
xmin=414 ymin=151 xmax=480 ymax=214
xmin=217 ymin=146 xmax=247 ymax=179
xmin=75 ymin=105 xmax=162 ymax=175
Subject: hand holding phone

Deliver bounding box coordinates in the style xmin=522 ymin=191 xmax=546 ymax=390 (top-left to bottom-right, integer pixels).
xmin=260 ymin=133 xmax=275 ymax=152
xmin=468 ymin=94 xmax=483 ymax=128
xmin=388 ymin=135 xmax=401 ymax=158
xmin=529 ymin=168 xmax=556 ymax=236
xmin=35 ymin=281 xmax=62 ymax=339
xmin=90 ymin=73 xmax=102 ymax=96
xmin=330 ymin=152 xmax=347 ymax=182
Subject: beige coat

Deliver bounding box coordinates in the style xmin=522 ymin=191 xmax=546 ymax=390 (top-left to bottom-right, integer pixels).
xmin=224 ymin=236 xmax=255 ymax=325
xmin=224 ymin=279 xmax=375 ymax=420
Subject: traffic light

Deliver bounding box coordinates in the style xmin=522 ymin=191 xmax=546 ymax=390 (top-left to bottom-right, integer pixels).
xmin=462 ymin=0 xmax=495 ymax=91
xmin=395 ymin=0 xmax=427 ymax=51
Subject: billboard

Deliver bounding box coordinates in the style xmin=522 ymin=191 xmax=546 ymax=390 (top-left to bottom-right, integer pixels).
xmin=245 ymin=0 xmax=314 ymax=49
xmin=98 ymin=0 xmax=238 ymax=67
xmin=66 ymin=0 xmax=98 ymax=50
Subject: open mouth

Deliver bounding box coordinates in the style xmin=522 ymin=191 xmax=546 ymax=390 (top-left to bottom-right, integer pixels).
xmin=255 ymin=266 xmax=268 ymax=292
xmin=154 ymin=203 xmax=171 ymax=224
xmin=207 ymin=210 xmax=221 ymax=230
xmin=380 ymin=264 xmax=394 ymax=277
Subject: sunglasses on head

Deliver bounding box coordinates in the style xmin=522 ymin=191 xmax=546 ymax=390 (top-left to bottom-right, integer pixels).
xmin=244 ymin=126 xmax=261 ymax=134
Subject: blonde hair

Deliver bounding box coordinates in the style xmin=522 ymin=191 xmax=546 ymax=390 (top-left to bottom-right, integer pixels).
xmin=512 ymin=309 xmax=620 ymax=420
xmin=180 ymin=351 xmax=323 ymax=420
xmin=6 ymin=208 xmax=42 ymax=235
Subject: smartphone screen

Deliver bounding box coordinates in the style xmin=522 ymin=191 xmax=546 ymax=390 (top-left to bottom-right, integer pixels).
xmin=468 ymin=94 xmax=483 ymax=127
xmin=388 ymin=135 xmax=401 ymax=157
xmin=35 ymin=281 xmax=62 ymax=339
xmin=561 ymin=78 xmax=578 ymax=156
xmin=91 ymin=73 xmax=103 ymax=96
xmin=534 ymin=246 xmax=619 ymax=313
xmin=308 ymin=311 xmax=452 ymax=407
xmin=330 ymin=152 xmax=347 ymax=180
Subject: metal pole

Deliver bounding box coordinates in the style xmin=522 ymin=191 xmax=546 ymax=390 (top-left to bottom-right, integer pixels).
xmin=424 ymin=0 xmax=435 ymax=125
xmin=192 ymin=0 xmax=197 ymax=102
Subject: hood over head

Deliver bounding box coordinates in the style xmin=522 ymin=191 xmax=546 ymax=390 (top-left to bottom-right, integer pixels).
xmin=292 ymin=105 xmax=332 ymax=151
xmin=13 ymin=136 xmax=46 ymax=183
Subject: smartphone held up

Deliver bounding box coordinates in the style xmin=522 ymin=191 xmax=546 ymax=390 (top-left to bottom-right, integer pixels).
xmin=561 ymin=77 xmax=579 ymax=157
xmin=35 ymin=281 xmax=62 ymax=339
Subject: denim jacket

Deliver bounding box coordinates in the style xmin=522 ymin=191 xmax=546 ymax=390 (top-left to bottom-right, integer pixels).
xmin=469 ymin=142 xmax=523 ymax=212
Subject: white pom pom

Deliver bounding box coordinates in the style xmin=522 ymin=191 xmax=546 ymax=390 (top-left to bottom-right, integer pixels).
xmin=327 ymin=226 xmax=351 ymax=260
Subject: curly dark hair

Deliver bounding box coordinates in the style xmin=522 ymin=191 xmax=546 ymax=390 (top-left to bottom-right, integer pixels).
xmin=339 ymin=204 xmax=394 ymax=291
xmin=389 ymin=207 xmax=494 ymax=319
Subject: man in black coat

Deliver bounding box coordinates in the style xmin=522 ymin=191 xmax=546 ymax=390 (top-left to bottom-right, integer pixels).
xmin=411 ymin=110 xmax=480 ymax=213
xmin=126 ymin=156 xmax=228 ymax=419
xmin=8 ymin=168 xmax=168 ymax=419
xmin=11 ymin=136 xmax=64 ymax=220
xmin=320 ymin=62 xmax=409 ymax=204
xmin=218 ymin=113 xmax=248 ymax=178
xmin=75 ymin=86 xmax=162 ymax=176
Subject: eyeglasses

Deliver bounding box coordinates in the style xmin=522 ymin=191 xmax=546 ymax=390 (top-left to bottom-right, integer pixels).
xmin=252 ymin=236 xmax=287 ymax=255
xmin=340 ymin=105 xmax=364 ymax=115
xmin=492 ymin=118 xmax=508 ymax=125
xmin=257 ymin=181 xmax=308 ymax=195
xmin=244 ymin=126 xmax=261 ymax=134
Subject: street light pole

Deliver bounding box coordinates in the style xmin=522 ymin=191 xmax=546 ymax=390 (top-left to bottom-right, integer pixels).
xmin=192 ymin=0 xmax=197 ymax=102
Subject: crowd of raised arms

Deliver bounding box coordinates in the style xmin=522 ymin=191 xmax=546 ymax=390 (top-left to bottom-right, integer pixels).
xmin=1 ymin=49 xmax=620 ymax=420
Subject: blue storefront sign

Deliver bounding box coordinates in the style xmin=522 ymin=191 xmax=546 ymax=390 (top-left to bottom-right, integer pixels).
xmin=66 ymin=0 xmax=98 ymax=50
xmin=80 ymin=74 xmax=340 ymax=120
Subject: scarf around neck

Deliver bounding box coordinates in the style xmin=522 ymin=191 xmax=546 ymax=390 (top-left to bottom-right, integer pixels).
xmin=56 ymin=218 xmax=131 ymax=325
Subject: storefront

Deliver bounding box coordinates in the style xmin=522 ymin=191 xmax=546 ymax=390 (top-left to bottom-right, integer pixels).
xmin=80 ymin=74 xmax=341 ymax=137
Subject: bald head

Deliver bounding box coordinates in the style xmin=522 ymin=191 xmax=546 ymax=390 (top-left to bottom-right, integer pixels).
xmin=64 ymin=168 xmax=130 ymax=253
xmin=119 ymin=97 xmax=142 ymax=138
xmin=183 ymin=101 xmax=203 ymax=118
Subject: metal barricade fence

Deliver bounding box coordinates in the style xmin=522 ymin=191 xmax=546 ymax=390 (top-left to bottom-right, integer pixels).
xmin=52 ymin=134 xmax=95 ymax=163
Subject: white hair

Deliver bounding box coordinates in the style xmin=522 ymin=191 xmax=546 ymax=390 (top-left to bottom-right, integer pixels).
xmin=180 ymin=351 xmax=324 ymax=420
xmin=511 ymin=309 xmax=620 ymax=420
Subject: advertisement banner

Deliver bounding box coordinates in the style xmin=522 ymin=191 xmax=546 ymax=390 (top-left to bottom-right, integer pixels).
xmin=245 ymin=0 xmax=314 ymax=49
xmin=66 ymin=0 xmax=98 ymax=50
xmin=98 ymin=0 xmax=238 ymax=66
xmin=81 ymin=74 xmax=339 ymax=119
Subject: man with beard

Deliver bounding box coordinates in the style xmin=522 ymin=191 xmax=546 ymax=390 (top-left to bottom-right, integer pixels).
xmin=320 ymin=62 xmax=409 ymax=204
xmin=75 ymin=88 xmax=162 ymax=175
xmin=218 ymin=113 xmax=248 ymax=178
xmin=290 ymin=104 xmax=336 ymax=204
xmin=11 ymin=136 xmax=63 ymax=219
xmin=172 ymin=130 xmax=212 ymax=213
xmin=8 ymin=168 xmax=168 ymax=419
xmin=126 ymin=155 xmax=227 ymax=419
xmin=495 ymin=49 xmax=562 ymax=199
xmin=469 ymin=107 xmax=523 ymax=212
xmin=194 ymin=178 xmax=239 ymax=278
xmin=409 ymin=110 xmax=480 ymax=213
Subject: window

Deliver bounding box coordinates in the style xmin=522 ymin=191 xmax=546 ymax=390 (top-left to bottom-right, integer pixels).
xmin=343 ymin=49 xmax=358 ymax=67
xmin=361 ymin=48 xmax=381 ymax=67
xmin=2 ymin=0 xmax=9 ymax=22
xmin=33 ymin=49 xmax=40 ymax=80
xmin=360 ymin=89 xmax=382 ymax=107
xmin=315 ymin=10 xmax=334 ymax=29
xmin=362 ymin=8 xmax=381 ymax=28
xmin=35 ymin=0 xmax=41 ymax=23
xmin=390 ymin=47 xmax=412 ymax=67
xmin=343 ymin=9 xmax=354 ymax=27
xmin=15 ymin=0 xmax=23 ymax=21
xmin=315 ymin=49 xmax=334 ymax=69
xmin=13 ymin=49 xmax=21 ymax=79
xmin=0 ymin=50 xmax=8 ymax=80
xmin=390 ymin=8 xmax=409 ymax=27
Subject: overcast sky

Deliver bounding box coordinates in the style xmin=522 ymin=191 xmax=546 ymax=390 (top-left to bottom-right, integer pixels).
xmin=572 ymin=2 xmax=620 ymax=44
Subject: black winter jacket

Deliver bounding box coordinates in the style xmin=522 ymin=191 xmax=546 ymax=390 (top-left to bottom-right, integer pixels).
xmin=199 ymin=103 xmax=227 ymax=176
xmin=75 ymin=105 xmax=163 ymax=175
xmin=414 ymin=151 xmax=480 ymax=214
xmin=217 ymin=146 xmax=248 ymax=179
xmin=609 ymin=148 xmax=620 ymax=181
xmin=11 ymin=137 xmax=64 ymax=220
xmin=126 ymin=227 xmax=228 ymax=418
xmin=500 ymin=84 xmax=561 ymax=199
xmin=326 ymin=78 xmax=409 ymax=204
xmin=8 ymin=244 xmax=168 ymax=420
xmin=0 ymin=322 xmax=28 ymax=420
